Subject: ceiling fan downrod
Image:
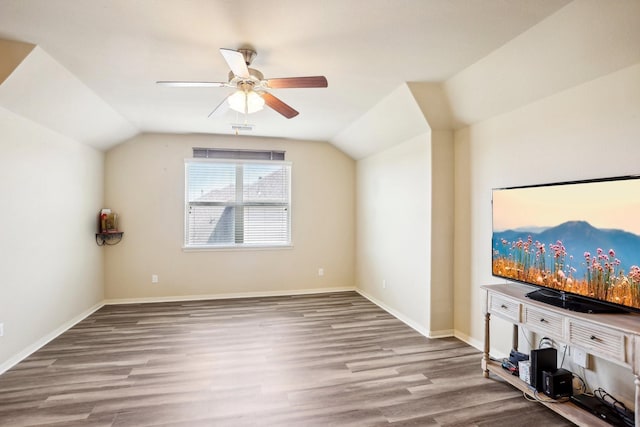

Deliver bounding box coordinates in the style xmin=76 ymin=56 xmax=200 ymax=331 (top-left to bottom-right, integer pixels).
xmin=238 ymin=48 xmax=256 ymax=66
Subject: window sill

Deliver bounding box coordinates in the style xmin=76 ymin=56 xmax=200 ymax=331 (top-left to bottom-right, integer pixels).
xmin=182 ymin=244 xmax=293 ymax=252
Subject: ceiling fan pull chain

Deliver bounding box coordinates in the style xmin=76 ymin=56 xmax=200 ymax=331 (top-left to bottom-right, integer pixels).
xmin=244 ymin=85 xmax=249 ymax=115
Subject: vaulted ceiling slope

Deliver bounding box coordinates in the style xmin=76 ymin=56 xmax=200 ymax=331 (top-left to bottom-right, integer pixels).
xmin=0 ymin=38 xmax=33 ymax=85
xmin=0 ymin=1 xmax=638 ymax=157
xmin=0 ymin=43 xmax=137 ymax=149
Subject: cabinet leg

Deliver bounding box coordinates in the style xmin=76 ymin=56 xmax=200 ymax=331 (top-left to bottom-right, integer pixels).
xmin=483 ymin=312 xmax=491 ymax=378
xmin=512 ymin=324 xmax=518 ymax=351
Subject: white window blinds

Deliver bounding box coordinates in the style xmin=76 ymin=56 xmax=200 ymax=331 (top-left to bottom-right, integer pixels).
xmin=193 ymin=147 xmax=285 ymax=160
xmin=185 ymin=158 xmax=291 ymax=248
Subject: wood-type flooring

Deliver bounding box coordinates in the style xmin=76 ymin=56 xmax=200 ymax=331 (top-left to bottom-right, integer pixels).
xmin=0 ymin=291 xmax=573 ymax=426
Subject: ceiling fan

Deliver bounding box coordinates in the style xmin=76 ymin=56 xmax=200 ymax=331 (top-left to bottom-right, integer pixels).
xmin=157 ymin=47 xmax=328 ymax=119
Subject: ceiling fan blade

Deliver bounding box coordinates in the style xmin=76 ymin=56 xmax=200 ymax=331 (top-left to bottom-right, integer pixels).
xmin=261 ymin=92 xmax=299 ymax=119
xmin=266 ymin=76 xmax=328 ymax=89
xmin=220 ymin=48 xmax=250 ymax=79
xmin=156 ymin=81 xmax=227 ymax=87
xmin=208 ymin=94 xmax=231 ymax=118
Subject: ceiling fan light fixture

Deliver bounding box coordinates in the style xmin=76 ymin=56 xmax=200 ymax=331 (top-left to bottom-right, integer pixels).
xmin=228 ymin=90 xmax=264 ymax=114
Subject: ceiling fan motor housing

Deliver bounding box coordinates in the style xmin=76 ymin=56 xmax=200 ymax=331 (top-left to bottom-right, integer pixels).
xmin=228 ymin=68 xmax=264 ymax=89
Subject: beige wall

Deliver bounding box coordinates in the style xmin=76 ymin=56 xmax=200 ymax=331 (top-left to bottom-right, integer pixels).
xmin=453 ymin=63 xmax=640 ymax=408
xmin=104 ymin=133 xmax=355 ymax=300
xmin=356 ymin=133 xmax=431 ymax=334
xmin=429 ymin=130 xmax=454 ymax=335
xmin=355 ymin=127 xmax=455 ymax=337
xmin=0 ymin=106 xmax=104 ymax=371
xmin=348 ymin=82 xmax=455 ymax=337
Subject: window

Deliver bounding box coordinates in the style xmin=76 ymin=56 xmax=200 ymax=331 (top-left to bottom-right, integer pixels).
xmin=184 ymin=156 xmax=291 ymax=249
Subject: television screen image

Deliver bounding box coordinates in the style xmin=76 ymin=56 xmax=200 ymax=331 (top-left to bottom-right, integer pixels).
xmin=492 ymin=176 xmax=640 ymax=313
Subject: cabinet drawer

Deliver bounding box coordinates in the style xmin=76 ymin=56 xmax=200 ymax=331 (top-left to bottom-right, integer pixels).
xmin=523 ymin=306 xmax=563 ymax=338
xmin=488 ymin=294 xmax=520 ymax=322
xmin=568 ymin=320 xmax=626 ymax=363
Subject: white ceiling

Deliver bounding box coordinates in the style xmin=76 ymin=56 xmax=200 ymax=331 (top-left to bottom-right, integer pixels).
xmin=0 ymin=0 xmax=637 ymax=156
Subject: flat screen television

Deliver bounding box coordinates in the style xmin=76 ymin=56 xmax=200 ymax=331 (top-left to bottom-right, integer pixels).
xmin=492 ymin=175 xmax=640 ymax=314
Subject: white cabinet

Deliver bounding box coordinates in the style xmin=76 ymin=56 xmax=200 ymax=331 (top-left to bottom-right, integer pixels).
xmin=487 ymin=293 xmax=520 ymax=322
xmin=567 ymin=319 xmax=627 ymax=364
xmin=481 ymin=283 xmax=639 ymax=427
xmin=523 ymin=305 xmax=564 ymax=337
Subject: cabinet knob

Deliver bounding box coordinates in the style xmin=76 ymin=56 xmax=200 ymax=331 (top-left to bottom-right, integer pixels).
xmin=540 ymin=318 xmax=548 ymax=323
xmin=501 ymin=304 xmax=507 ymax=309
xmin=590 ymin=335 xmax=600 ymax=341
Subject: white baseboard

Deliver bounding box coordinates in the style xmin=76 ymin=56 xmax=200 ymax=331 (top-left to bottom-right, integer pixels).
xmin=0 ymin=302 xmax=104 ymax=375
xmin=104 ymin=286 xmax=356 ymax=305
xmin=454 ymin=330 xmax=508 ymax=359
xmin=429 ymin=329 xmax=455 ymax=339
xmin=2 ymin=288 xmax=476 ymax=376
xmin=0 ymin=288 xmax=355 ymax=374
xmin=356 ymin=289 xmax=432 ymax=338
xmin=454 ymin=330 xmax=482 ymax=350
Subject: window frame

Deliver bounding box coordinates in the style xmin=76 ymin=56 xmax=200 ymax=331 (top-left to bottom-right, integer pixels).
xmin=183 ymin=157 xmax=292 ymax=250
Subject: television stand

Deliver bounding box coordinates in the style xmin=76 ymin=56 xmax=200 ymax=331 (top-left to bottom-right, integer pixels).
xmin=482 ymin=283 xmax=639 ymax=427
xmin=525 ymin=289 xmax=627 ymax=314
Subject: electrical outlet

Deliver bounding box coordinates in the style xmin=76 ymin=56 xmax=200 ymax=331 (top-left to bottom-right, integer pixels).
xmin=318 ymin=268 xmax=324 ymax=277
xmin=0 ymin=323 xmax=4 ymax=337
xmin=382 ymin=279 xmax=386 ymax=289
xmin=573 ymin=347 xmax=589 ymax=368
xmin=151 ymin=274 xmax=159 ymax=284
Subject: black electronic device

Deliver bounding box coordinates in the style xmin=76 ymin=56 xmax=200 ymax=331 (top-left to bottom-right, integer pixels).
xmin=509 ymin=349 xmax=529 ymax=365
xmin=571 ymin=394 xmax=633 ymax=426
xmin=530 ymin=347 xmax=557 ymax=391
xmin=542 ymin=368 xmax=573 ymax=399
